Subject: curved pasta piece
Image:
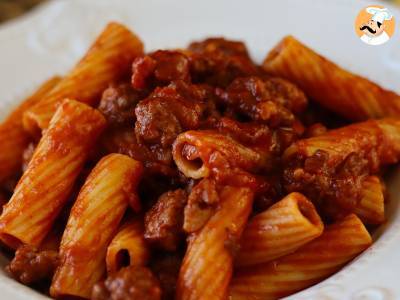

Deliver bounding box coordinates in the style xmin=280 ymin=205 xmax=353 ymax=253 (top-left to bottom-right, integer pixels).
xmin=0 ymin=99 xmax=106 ymax=249
xmin=176 ymin=186 xmax=254 ymax=300
xmin=106 ymin=218 xmax=150 ymax=274
xmin=229 ymin=214 xmax=372 ymax=300
xmin=172 ymin=130 xmax=270 ymax=179
xmin=354 ymin=176 xmax=385 ymax=224
xmin=0 ymin=76 xmax=61 ymax=183
xmin=236 ymin=192 xmax=323 ymax=267
xmin=263 ymin=36 xmax=400 ymax=121
xmin=283 ymin=119 xmax=400 ymax=211
xmin=50 ymin=154 xmax=143 ymax=299
xmin=24 ymin=22 xmax=143 ymax=135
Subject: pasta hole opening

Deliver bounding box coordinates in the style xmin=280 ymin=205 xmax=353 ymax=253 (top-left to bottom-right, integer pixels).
xmin=115 ymin=249 xmax=131 ymax=271
xmin=297 ymin=199 xmax=320 ymax=227
xmin=187 ymin=157 xmax=203 ymax=170
xmin=181 ymin=143 xmax=204 ymax=171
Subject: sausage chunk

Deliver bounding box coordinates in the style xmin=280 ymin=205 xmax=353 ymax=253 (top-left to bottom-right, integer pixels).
xmin=216 ymin=76 xmax=307 ymax=127
xmin=144 ymin=189 xmax=187 ymax=251
xmin=92 ymin=266 xmax=161 ymax=300
xmin=131 ymin=50 xmax=190 ymax=91
xmin=187 ymin=38 xmax=259 ymax=87
xmin=135 ymin=80 xmax=214 ymax=148
xmin=6 ymin=245 xmax=58 ymax=285
xmin=98 ymin=82 xmax=144 ymax=127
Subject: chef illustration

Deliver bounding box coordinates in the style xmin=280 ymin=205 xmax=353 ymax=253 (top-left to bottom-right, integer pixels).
xmin=359 ymin=7 xmax=393 ymax=45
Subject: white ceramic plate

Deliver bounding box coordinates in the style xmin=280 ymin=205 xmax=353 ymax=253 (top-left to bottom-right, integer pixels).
xmin=0 ymin=0 xmax=400 ymax=299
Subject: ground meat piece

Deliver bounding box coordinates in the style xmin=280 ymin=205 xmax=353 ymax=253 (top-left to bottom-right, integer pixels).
xmin=131 ymin=56 xmax=157 ymax=90
xmin=216 ymin=76 xmax=307 ymax=127
xmin=150 ymin=254 xmax=182 ymax=300
xmin=101 ymin=126 xmax=175 ymax=173
xmin=98 ymin=82 xmax=144 ymax=127
xmin=284 ymin=150 xmax=369 ymax=219
xmin=144 ymin=189 xmax=187 ymax=251
xmin=22 ymin=142 xmax=36 ymax=173
xmin=188 ymin=52 xmax=258 ymax=87
xmin=202 ymin=116 xmax=271 ymax=146
xmin=135 ymin=98 xmax=182 ymax=148
xmin=135 ymin=81 xmax=212 ymax=148
xmin=92 ymin=266 xmax=161 ymax=300
xmin=6 ymin=245 xmax=58 ymax=285
xmin=183 ymin=178 xmax=219 ymax=233
xmin=187 ymin=37 xmax=258 ymax=87
xmin=189 ymin=37 xmax=250 ymax=57
xmin=131 ymin=51 xmax=190 ymax=91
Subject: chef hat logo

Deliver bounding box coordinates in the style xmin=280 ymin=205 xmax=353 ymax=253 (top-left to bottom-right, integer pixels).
xmin=367 ymin=7 xmax=393 ymax=23
xmin=355 ymin=5 xmax=395 ymax=46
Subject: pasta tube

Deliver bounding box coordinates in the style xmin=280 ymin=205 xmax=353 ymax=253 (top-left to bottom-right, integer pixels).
xmin=0 ymin=99 xmax=106 ymax=249
xmin=354 ymin=176 xmax=385 ymax=224
xmin=263 ymin=36 xmax=400 ymax=121
xmin=173 ymin=130 xmax=270 ymax=179
xmin=229 ymin=214 xmax=372 ymax=300
xmin=106 ymin=218 xmax=150 ymax=273
xmin=0 ymin=76 xmax=61 ymax=183
xmin=50 ymin=154 xmax=143 ymax=299
xmin=283 ymin=119 xmax=400 ymax=212
xmin=176 ymin=186 xmax=254 ymax=300
xmin=236 ymin=192 xmax=323 ymax=266
xmin=24 ymin=22 xmax=144 ymax=135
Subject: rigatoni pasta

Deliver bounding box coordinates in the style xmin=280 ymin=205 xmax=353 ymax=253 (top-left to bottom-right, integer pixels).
xmin=263 ymin=35 xmax=400 ymax=121
xmin=176 ymin=186 xmax=254 ymax=300
xmin=283 ymin=118 xmax=400 ymax=216
xmin=236 ymin=192 xmax=323 ymax=267
xmin=106 ymin=218 xmax=150 ymax=273
xmin=0 ymin=99 xmax=106 ymax=249
xmin=354 ymin=176 xmax=385 ymax=224
xmin=173 ymin=130 xmax=270 ymax=179
xmin=229 ymin=214 xmax=372 ymax=300
xmin=23 ymin=22 xmax=143 ymax=135
xmin=0 ymin=76 xmax=61 ymax=183
xmin=50 ymin=154 xmax=143 ymax=299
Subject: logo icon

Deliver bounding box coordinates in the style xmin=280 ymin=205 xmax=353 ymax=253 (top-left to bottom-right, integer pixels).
xmin=355 ymin=5 xmax=395 ymax=46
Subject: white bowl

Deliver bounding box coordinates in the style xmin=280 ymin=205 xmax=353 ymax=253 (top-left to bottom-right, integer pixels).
xmin=0 ymin=0 xmax=400 ymax=299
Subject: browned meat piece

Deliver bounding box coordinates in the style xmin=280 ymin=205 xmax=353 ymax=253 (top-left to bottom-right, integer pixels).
xmin=135 ymin=81 xmax=214 ymax=148
xmin=150 ymin=254 xmax=182 ymax=300
xmin=203 ymin=116 xmax=271 ymax=146
xmin=187 ymin=37 xmax=259 ymax=87
xmin=101 ymin=126 xmax=176 ymax=175
xmin=188 ymin=37 xmax=250 ymax=57
xmin=144 ymin=189 xmax=187 ymax=251
xmin=131 ymin=50 xmax=190 ymax=91
xmin=183 ymin=178 xmax=219 ymax=233
xmin=284 ymin=150 xmax=369 ymax=218
xmin=92 ymin=266 xmax=161 ymax=300
xmin=22 ymin=142 xmax=36 ymax=173
xmin=216 ymin=76 xmax=307 ymax=127
xmin=6 ymin=245 xmax=58 ymax=285
xmin=98 ymin=82 xmax=144 ymax=127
